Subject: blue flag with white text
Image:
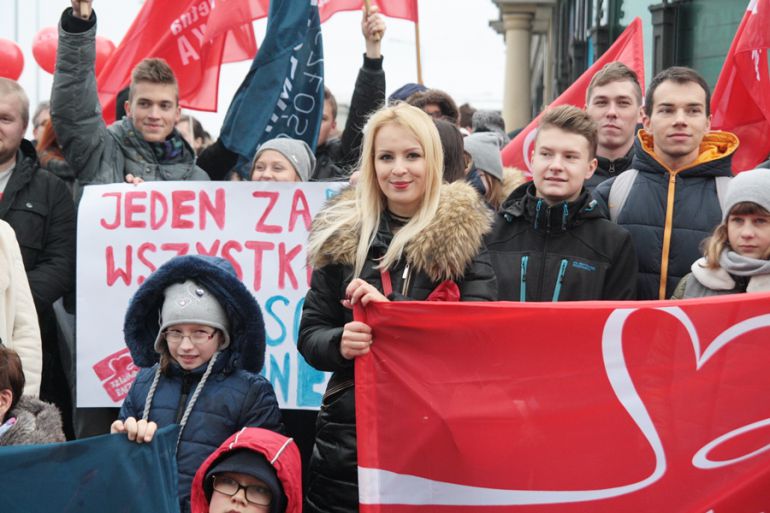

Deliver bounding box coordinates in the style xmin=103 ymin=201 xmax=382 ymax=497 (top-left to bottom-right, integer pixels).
xmin=220 ymin=0 xmax=324 ymax=178
xmin=0 ymin=425 xmax=180 ymax=513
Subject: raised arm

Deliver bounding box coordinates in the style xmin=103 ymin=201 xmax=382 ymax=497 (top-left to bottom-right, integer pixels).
xmin=51 ymin=0 xmax=118 ymax=185
xmin=335 ymin=7 xmax=387 ymax=172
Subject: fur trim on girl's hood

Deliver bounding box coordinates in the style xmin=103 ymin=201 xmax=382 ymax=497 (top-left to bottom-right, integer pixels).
xmin=123 ymin=255 xmax=266 ymax=372
xmin=308 ymin=180 xmax=494 ymax=282
xmin=190 ymin=427 xmax=302 ymax=513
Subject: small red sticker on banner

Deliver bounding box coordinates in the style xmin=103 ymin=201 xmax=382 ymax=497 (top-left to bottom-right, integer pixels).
xmin=93 ymin=348 xmax=139 ymax=403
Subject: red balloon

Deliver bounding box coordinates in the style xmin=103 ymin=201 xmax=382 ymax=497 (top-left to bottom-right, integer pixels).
xmin=95 ymin=36 xmax=116 ymax=77
xmin=0 ymin=38 xmax=24 ymax=80
xmin=32 ymin=26 xmax=58 ymax=75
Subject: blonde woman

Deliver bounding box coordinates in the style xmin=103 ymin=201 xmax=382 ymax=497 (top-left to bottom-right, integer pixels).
xmin=298 ymin=103 xmax=497 ymax=513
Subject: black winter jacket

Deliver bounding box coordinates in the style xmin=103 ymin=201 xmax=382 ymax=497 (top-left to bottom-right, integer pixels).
xmin=593 ymin=131 xmax=737 ymax=299
xmin=298 ymin=182 xmax=497 ymax=513
xmin=311 ymin=54 xmax=386 ymax=181
xmin=0 ymin=140 xmax=75 ymax=306
xmin=487 ymin=182 xmax=637 ymax=301
xmin=584 ymin=147 xmax=634 ymax=192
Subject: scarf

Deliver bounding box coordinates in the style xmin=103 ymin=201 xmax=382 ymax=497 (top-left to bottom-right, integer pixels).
xmin=719 ymin=250 xmax=770 ymax=277
xmin=148 ymin=134 xmax=186 ymax=164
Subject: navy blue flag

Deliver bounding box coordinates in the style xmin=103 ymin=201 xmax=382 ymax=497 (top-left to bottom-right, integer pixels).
xmin=0 ymin=425 xmax=180 ymax=513
xmin=220 ymin=0 xmax=324 ymax=177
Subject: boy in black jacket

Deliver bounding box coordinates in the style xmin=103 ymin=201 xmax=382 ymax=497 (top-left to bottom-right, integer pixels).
xmin=486 ymin=105 xmax=638 ymax=301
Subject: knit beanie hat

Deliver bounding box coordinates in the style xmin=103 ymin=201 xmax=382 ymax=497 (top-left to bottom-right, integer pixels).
xmin=154 ymin=280 xmax=230 ymax=353
xmin=253 ymin=138 xmax=316 ymax=182
xmin=464 ymin=132 xmax=504 ymax=181
xmin=204 ymin=450 xmax=287 ymax=513
xmin=472 ymin=110 xmax=510 ymax=145
xmin=722 ymin=168 xmax=770 ymax=221
xmin=388 ymin=82 xmax=428 ymax=104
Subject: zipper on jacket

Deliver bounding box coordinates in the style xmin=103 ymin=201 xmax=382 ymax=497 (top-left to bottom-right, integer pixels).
xmin=401 ymin=264 xmax=412 ymax=296
xmin=519 ymin=256 xmax=528 ymax=302
xmin=175 ymin=373 xmax=194 ymax=424
xmin=552 ymin=259 xmax=568 ymax=302
xmin=609 ymin=161 xmax=616 ymax=176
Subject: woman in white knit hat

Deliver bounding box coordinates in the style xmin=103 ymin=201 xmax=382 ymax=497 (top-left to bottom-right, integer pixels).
xmin=672 ymin=168 xmax=770 ymax=298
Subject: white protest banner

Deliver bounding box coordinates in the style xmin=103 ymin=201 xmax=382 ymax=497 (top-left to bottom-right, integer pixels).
xmin=76 ymin=181 xmax=342 ymax=408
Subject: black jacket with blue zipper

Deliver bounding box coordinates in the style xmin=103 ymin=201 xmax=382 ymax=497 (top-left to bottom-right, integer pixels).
xmin=486 ymin=182 xmax=638 ymax=301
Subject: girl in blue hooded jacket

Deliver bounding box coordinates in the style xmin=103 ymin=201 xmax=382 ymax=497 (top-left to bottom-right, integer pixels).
xmin=111 ymin=255 xmax=283 ymax=513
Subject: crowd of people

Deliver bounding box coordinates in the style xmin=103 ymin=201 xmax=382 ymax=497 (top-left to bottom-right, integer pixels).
xmin=1 ymin=0 xmax=770 ymax=512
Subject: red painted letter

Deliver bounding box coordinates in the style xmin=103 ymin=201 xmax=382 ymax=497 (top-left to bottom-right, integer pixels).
xmin=199 ymin=188 xmax=226 ymax=230
xmin=252 ymin=191 xmax=282 ymax=233
xmin=171 ymin=190 xmax=196 ymax=229
xmin=245 ymin=241 xmax=275 ymax=292
xmin=100 ymin=192 xmax=122 ymax=229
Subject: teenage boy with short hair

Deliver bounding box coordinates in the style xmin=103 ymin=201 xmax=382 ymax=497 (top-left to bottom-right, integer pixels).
xmin=486 ymin=105 xmax=637 ymax=301
xmin=584 ymin=62 xmax=644 ymax=191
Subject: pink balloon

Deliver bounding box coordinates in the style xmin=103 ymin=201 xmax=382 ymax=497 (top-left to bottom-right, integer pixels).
xmin=32 ymin=26 xmax=58 ymax=75
xmin=95 ymin=36 xmax=116 ymax=77
xmin=0 ymin=38 xmax=24 ymax=80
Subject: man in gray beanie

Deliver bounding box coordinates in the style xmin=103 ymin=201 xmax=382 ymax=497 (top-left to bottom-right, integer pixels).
xmin=250 ymin=138 xmax=316 ymax=182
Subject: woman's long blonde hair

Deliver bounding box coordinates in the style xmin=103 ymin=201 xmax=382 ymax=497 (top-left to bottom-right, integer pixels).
xmin=308 ymin=103 xmax=444 ymax=277
xmin=703 ymin=201 xmax=770 ymax=268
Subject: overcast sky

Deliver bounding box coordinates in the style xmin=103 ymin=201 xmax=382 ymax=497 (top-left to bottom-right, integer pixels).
xmin=2 ymin=0 xmax=506 ymax=138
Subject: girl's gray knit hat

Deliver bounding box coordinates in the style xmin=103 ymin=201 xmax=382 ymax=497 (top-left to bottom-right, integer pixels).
xmin=722 ymin=168 xmax=770 ymax=221
xmin=154 ymin=280 xmax=230 ymax=353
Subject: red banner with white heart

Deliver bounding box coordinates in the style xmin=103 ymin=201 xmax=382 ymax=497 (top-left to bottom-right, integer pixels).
xmin=355 ymin=294 xmax=770 ymax=512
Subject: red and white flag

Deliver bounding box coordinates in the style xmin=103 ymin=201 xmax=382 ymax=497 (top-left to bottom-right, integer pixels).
xmin=501 ymin=18 xmax=645 ymax=176
xmin=711 ymin=0 xmax=770 ymax=173
xmin=319 ymin=0 xmax=419 ymax=22
xmin=356 ymin=294 xmax=770 ymax=512
xmin=96 ymin=0 xmax=268 ymax=124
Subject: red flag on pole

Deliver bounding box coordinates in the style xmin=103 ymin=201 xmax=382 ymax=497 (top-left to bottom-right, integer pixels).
xmin=319 ymin=0 xmax=419 ymax=22
xmin=711 ymin=0 xmax=770 ymax=173
xmin=356 ymin=294 xmax=770 ymax=512
xmin=501 ymin=18 xmax=645 ymax=176
xmin=96 ymin=0 xmax=268 ymax=124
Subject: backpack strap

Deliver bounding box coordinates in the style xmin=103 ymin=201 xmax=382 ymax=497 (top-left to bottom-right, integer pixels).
xmin=715 ymin=176 xmax=731 ymax=214
xmin=608 ymin=169 xmax=639 ymax=222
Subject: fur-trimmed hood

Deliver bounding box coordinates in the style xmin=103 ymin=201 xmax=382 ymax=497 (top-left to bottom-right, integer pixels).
xmin=123 ymin=255 xmax=266 ymax=372
xmin=0 ymin=396 xmax=65 ymax=446
xmin=308 ymin=181 xmax=493 ymax=281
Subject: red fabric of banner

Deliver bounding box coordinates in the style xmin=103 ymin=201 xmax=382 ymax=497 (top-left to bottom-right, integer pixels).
xmin=501 ymin=18 xmax=645 ymax=176
xmin=319 ymin=0 xmax=418 ymax=23
xmin=711 ymin=0 xmax=770 ymax=173
xmin=96 ymin=0 xmax=263 ymax=123
xmin=356 ymin=294 xmax=770 ymax=512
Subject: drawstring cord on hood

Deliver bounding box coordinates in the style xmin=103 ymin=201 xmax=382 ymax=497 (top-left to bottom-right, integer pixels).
xmin=142 ymin=350 xmax=222 ymax=451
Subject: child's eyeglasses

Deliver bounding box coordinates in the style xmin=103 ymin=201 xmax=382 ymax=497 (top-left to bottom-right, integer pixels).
xmin=212 ymin=475 xmax=272 ymax=506
xmin=163 ymin=329 xmax=216 ymax=345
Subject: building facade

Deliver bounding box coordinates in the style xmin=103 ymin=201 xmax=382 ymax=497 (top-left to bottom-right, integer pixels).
xmin=491 ymin=0 xmax=749 ymax=131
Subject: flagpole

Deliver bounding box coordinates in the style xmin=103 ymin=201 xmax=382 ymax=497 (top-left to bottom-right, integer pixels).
xmin=414 ymin=18 xmax=423 ymax=84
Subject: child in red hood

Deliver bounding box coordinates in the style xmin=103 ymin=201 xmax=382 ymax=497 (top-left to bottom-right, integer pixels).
xmin=191 ymin=427 xmax=302 ymax=513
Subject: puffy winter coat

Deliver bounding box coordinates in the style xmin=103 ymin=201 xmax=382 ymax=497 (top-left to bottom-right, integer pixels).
xmin=0 ymin=396 xmax=65 ymax=446
xmin=51 ymin=9 xmax=209 ymax=191
xmin=593 ymin=130 xmax=737 ymax=299
xmin=487 ymin=182 xmax=637 ymax=301
xmin=191 ymin=427 xmax=303 ymax=513
xmin=298 ymin=181 xmax=497 ymax=513
xmin=121 ymin=256 xmax=282 ymax=513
